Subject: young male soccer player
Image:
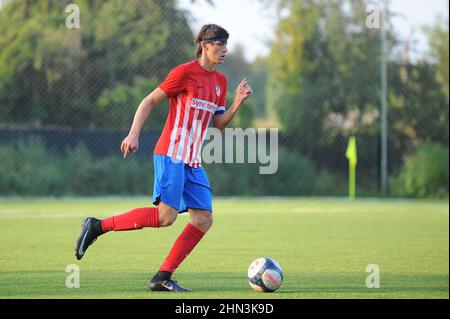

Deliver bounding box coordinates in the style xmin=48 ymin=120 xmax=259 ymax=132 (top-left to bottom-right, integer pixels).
xmin=74 ymin=24 xmax=253 ymax=292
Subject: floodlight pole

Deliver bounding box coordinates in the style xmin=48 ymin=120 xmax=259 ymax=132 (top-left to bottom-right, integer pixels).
xmin=380 ymin=0 xmax=388 ymax=195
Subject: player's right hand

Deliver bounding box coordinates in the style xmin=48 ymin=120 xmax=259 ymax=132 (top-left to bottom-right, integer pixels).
xmin=121 ymin=135 xmax=139 ymax=159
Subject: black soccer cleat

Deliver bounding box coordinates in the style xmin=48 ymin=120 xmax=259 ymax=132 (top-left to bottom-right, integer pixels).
xmin=149 ymin=278 xmax=192 ymax=292
xmin=75 ymin=217 xmax=101 ymax=260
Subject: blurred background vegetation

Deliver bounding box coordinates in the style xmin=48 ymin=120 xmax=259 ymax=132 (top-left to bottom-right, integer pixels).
xmin=0 ymin=0 xmax=448 ymax=198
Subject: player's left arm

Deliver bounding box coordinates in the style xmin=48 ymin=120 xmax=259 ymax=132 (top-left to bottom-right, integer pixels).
xmin=212 ymin=78 xmax=253 ymax=131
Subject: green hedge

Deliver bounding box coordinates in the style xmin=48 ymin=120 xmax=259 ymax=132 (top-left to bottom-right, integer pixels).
xmin=0 ymin=139 xmax=346 ymax=197
xmin=206 ymin=148 xmax=344 ymax=196
xmin=0 ymin=139 xmax=150 ymax=196
xmin=390 ymin=143 xmax=449 ymax=198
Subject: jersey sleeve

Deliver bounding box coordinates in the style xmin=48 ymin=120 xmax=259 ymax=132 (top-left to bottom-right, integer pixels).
xmin=214 ymin=75 xmax=227 ymax=117
xmin=159 ymin=65 xmax=187 ymax=97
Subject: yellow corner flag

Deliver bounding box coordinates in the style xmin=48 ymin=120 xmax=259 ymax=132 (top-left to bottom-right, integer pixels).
xmin=346 ymin=136 xmax=357 ymax=167
xmin=346 ymin=136 xmax=357 ymax=199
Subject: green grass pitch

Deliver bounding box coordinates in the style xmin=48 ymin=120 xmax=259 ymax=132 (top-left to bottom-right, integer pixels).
xmin=0 ymin=197 xmax=448 ymax=299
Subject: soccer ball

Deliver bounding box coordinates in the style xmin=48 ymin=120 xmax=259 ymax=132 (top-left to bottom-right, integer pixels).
xmin=247 ymin=257 xmax=283 ymax=292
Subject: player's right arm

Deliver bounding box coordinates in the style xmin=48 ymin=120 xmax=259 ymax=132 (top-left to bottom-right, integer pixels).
xmin=121 ymin=88 xmax=167 ymax=159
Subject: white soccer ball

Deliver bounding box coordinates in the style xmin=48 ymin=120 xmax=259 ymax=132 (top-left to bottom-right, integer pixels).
xmin=247 ymin=257 xmax=283 ymax=292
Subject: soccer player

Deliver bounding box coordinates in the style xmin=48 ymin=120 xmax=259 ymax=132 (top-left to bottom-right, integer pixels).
xmin=74 ymin=24 xmax=253 ymax=292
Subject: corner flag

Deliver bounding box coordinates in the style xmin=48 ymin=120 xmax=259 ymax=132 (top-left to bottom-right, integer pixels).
xmin=346 ymin=136 xmax=357 ymax=199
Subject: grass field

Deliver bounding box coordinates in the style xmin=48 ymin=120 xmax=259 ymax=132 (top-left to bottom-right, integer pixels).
xmin=0 ymin=197 xmax=448 ymax=299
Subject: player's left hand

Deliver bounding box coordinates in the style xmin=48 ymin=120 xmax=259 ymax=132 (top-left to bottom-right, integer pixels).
xmin=234 ymin=78 xmax=253 ymax=111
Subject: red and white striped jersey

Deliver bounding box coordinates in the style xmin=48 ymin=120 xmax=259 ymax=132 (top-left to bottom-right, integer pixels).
xmin=154 ymin=60 xmax=227 ymax=167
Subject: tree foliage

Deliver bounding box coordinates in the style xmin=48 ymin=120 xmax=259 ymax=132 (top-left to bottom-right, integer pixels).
xmin=424 ymin=15 xmax=449 ymax=103
xmin=268 ymin=0 xmax=448 ymax=172
xmin=269 ymin=0 xmax=383 ymax=157
xmin=0 ymin=0 xmax=193 ymax=129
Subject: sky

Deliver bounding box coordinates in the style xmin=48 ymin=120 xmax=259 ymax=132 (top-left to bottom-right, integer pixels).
xmin=177 ymin=0 xmax=449 ymax=62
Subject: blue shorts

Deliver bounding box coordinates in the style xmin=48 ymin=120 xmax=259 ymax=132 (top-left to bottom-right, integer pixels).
xmin=152 ymin=154 xmax=213 ymax=213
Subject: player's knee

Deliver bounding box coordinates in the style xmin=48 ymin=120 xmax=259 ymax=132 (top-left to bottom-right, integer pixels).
xmin=159 ymin=214 xmax=177 ymax=227
xmin=191 ymin=213 xmax=213 ymax=232
xmin=158 ymin=207 xmax=178 ymax=227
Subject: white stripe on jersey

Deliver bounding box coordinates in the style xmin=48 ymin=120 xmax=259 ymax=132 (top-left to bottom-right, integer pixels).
xmin=184 ymin=108 xmax=200 ymax=164
xmin=193 ymin=113 xmax=213 ymax=166
xmin=166 ymin=96 xmax=223 ymax=167
xmin=176 ymin=97 xmax=193 ymax=160
xmin=167 ymin=96 xmax=183 ymax=157
xmin=191 ymin=110 xmax=208 ymax=167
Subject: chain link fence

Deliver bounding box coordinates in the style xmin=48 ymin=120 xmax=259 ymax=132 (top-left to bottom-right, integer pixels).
xmin=0 ymin=0 xmax=448 ymax=198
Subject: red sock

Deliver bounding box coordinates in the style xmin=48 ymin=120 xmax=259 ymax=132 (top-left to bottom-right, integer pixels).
xmin=159 ymin=223 xmax=205 ymax=273
xmin=101 ymin=207 xmax=159 ymax=232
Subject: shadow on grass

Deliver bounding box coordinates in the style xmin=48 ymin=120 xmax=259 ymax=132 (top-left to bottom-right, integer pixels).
xmin=179 ymin=272 xmax=449 ymax=295
xmin=269 ymin=273 xmax=449 ymax=295
xmin=0 ymin=270 xmax=448 ymax=298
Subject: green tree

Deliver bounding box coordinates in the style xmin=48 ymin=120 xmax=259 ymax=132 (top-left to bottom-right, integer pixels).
xmin=268 ymin=0 xmax=383 ymax=159
xmin=248 ymin=56 xmax=269 ymax=119
xmin=388 ymin=61 xmax=449 ymax=149
xmin=424 ymin=15 xmax=449 ymax=102
xmin=387 ymin=13 xmax=449 ymax=155
xmin=0 ymin=0 xmax=193 ymax=129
